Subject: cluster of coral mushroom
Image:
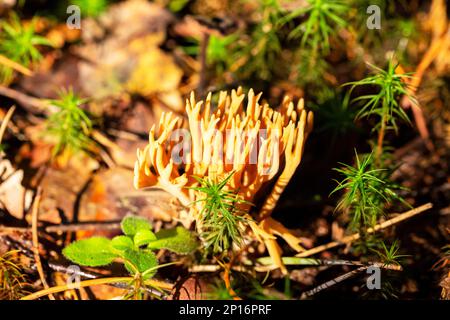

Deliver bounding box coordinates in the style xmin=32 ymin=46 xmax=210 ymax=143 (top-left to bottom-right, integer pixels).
xmin=134 ymin=88 xmax=313 ymax=273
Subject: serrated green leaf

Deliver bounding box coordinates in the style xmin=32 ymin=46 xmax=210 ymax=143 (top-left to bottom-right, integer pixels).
xmin=111 ymin=235 xmax=133 ymax=252
xmin=148 ymin=226 xmax=198 ymax=254
xmin=123 ymin=249 xmax=158 ymax=279
xmin=134 ymin=229 xmax=157 ymax=247
xmin=121 ymin=216 xmax=152 ymax=237
xmin=63 ymin=237 xmax=116 ymax=267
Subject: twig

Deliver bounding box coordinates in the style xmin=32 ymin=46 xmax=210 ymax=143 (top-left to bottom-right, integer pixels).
xmin=46 ymin=262 xmax=164 ymax=297
xmin=189 ymin=265 xmax=221 ymax=272
xmin=376 ymin=113 xmax=387 ymax=165
xmin=300 ymin=266 xmax=368 ymax=299
xmin=0 ymin=234 xmax=34 ymax=259
xmin=256 ymin=257 xmax=402 ymax=271
xmin=0 ymin=225 xmax=30 ymax=235
xmin=0 ymin=105 xmax=15 ymax=146
xmin=0 ymin=84 xmax=49 ymax=113
xmin=0 ymin=54 xmax=33 ymax=76
xmin=189 ymin=264 xmax=247 ymax=273
xmin=21 ymin=277 xmax=173 ymax=300
xmin=296 ymin=203 xmax=433 ymax=258
xmin=222 ymin=263 xmax=241 ymax=300
xmin=189 ymin=257 xmax=402 ymax=274
xmin=398 ymin=30 xmax=450 ymax=151
xmin=0 ymin=221 xmax=122 ymax=234
xmin=47 ymin=262 xmax=104 ymax=279
xmin=30 ymin=188 xmax=55 ymax=300
xmin=91 ymin=130 xmax=130 ymax=167
xmin=191 ymin=258 xmax=402 ymax=272
xmin=198 ymin=32 xmax=210 ymax=96
xmin=107 ymin=128 xmax=143 ymax=141
xmin=45 ymin=221 xmax=121 ymax=233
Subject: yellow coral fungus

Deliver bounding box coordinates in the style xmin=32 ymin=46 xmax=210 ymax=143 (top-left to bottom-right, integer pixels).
xmin=134 ymin=87 xmax=313 ymax=273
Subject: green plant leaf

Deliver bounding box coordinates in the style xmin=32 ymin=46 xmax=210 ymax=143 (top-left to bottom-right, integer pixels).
xmin=111 ymin=235 xmax=133 ymax=252
xmin=147 ymin=226 xmax=198 ymax=254
xmin=123 ymin=249 xmax=158 ymax=279
xmin=62 ymin=237 xmax=116 ymax=267
xmin=121 ymin=216 xmax=152 ymax=237
xmin=134 ymin=229 xmax=157 ymax=247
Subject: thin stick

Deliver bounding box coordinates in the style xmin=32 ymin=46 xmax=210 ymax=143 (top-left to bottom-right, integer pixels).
xmin=21 ymin=277 xmax=173 ymax=300
xmin=376 ymin=113 xmax=386 ymax=165
xmin=198 ymin=32 xmax=210 ymax=96
xmin=0 ymin=54 xmax=33 ymax=76
xmin=30 ymin=188 xmax=55 ymax=300
xmin=300 ymin=266 xmax=368 ymax=299
xmin=0 ymin=225 xmax=30 ymax=235
xmin=46 ymin=262 xmax=164 ymax=297
xmin=256 ymin=257 xmax=402 ymax=271
xmin=0 ymin=85 xmax=48 ymax=113
xmin=189 ymin=265 xmax=248 ymax=273
xmin=222 ymin=264 xmax=241 ymax=300
xmin=398 ymin=32 xmax=449 ymax=151
xmin=189 ymin=265 xmax=221 ymax=272
xmin=190 ymin=258 xmax=401 ymax=273
xmin=0 ymin=221 xmax=122 ymax=234
xmin=296 ymin=203 xmax=433 ymax=258
xmin=0 ymin=105 xmax=15 ymax=145
xmin=45 ymin=221 xmax=121 ymax=233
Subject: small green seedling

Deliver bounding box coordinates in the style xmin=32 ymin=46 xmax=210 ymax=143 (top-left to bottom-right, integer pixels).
xmin=180 ymin=33 xmax=240 ymax=79
xmin=362 ymin=240 xmax=408 ymax=299
xmin=63 ymin=216 xmax=198 ymax=299
xmin=0 ymin=13 xmax=51 ymax=84
xmin=44 ymin=88 xmax=94 ymax=159
xmin=189 ymin=0 xmax=283 ymax=82
xmin=238 ymin=0 xmax=282 ymax=80
xmin=190 ymin=172 xmax=251 ymax=255
xmin=311 ymin=91 xmax=358 ymax=140
xmin=281 ymin=0 xmax=348 ymax=53
xmin=280 ymin=0 xmax=348 ymax=87
xmin=206 ymin=34 xmax=240 ymax=74
xmin=331 ymin=151 xmax=409 ymax=235
xmin=372 ymin=240 xmax=408 ymax=267
xmin=345 ymin=58 xmax=416 ymax=162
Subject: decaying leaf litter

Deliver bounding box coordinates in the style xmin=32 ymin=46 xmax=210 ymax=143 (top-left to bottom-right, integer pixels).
xmin=0 ymin=0 xmax=449 ymax=300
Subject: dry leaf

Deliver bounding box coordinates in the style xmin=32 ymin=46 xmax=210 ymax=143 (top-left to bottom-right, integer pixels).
xmin=0 ymin=158 xmax=31 ymax=219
